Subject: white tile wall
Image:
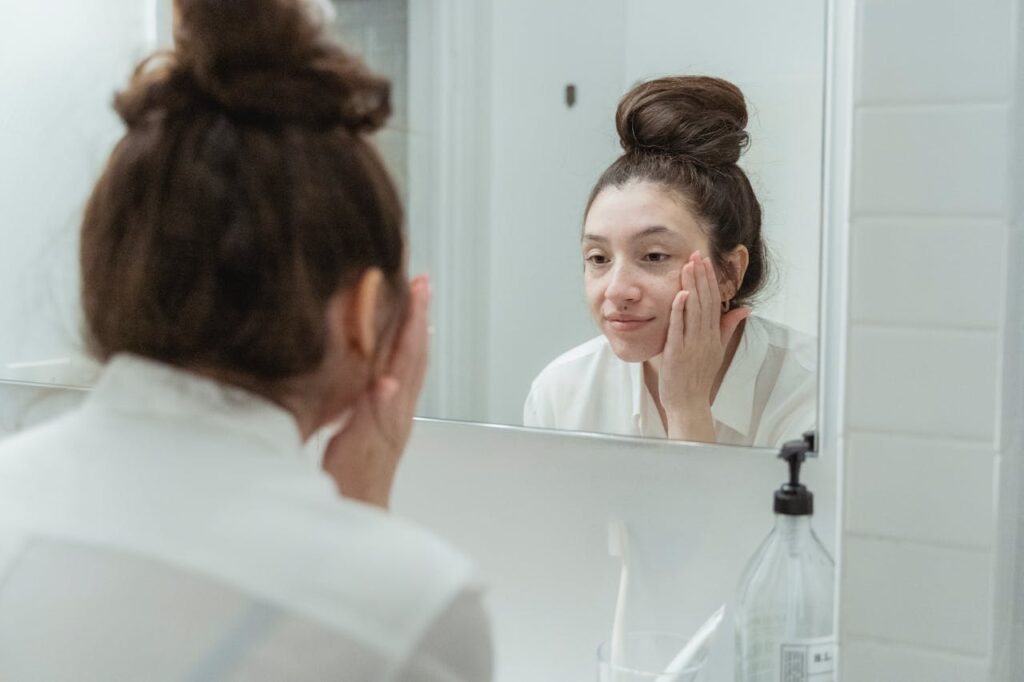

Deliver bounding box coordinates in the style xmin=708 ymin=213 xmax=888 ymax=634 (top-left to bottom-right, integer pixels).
xmin=842 ymin=638 xmax=990 ymax=682
xmin=857 ymin=0 xmax=1015 ymax=104
xmin=841 ymin=535 xmax=994 ymax=655
xmin=852 ymin=105 xmax=1010 ymax=217
xmin=843 ymin=433 xmax=998 ymax=549
xmin=839 ymin=0 xmax=1021 ymax=678
xmin=845 ymin=326 xmax=999 ymax=440
xmin=849 ymin=218 xmax=1008 ymax=329
xmin=992 ymin=453 xmax=1020 ymax=678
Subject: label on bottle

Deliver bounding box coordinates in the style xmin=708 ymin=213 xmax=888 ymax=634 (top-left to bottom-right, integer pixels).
xmin=779 ymin=636 xmax=835 ymax=682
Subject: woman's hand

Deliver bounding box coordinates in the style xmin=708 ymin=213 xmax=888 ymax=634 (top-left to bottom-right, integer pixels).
xmin=659 ymin=252 xmax=749 ymax=442
xmin=321 ymin=275 xmax=431 ymax=509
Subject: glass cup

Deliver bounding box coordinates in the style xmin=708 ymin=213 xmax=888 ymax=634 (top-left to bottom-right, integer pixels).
xmin=597 ymin=631 xmax=709 ymax=682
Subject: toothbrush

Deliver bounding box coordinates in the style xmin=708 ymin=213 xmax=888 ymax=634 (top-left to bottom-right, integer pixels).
xmin=607 ymin=520 xmax=630 ymax=670
xmin=653 ymin=605 xmax=726 ymax=682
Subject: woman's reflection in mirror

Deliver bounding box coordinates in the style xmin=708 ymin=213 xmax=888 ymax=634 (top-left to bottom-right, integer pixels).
xmin=524 ymin=76 xmax=816 ymax=448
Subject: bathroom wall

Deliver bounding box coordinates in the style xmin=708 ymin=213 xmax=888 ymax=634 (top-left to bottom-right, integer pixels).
xmin=836 ymin=0 xmax=1023 ymax=678
xmin=0 ymin=0 xmax=151 ymax=382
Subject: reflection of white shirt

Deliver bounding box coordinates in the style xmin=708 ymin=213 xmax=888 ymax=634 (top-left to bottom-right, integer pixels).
xmin=0 ymin=355 xmax=491 ymax=681
xmin=523 ymin=315 xmax=816 ymax=449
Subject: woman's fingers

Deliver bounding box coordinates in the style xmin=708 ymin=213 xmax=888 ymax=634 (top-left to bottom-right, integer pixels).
xmin=319 ymin=274 xmax=431 ymax=509
xmin=665 ymin=289 xmax=689 ymax=353
xmin=680 ymin=260 xmax=701 ymax=340
xmin=703 ymin=257 xmax=721 ymax=329
xmin=693 ymin=254 xmax=714 ymax=332
xmin=384 ymin=275 xmax=431 ymax=396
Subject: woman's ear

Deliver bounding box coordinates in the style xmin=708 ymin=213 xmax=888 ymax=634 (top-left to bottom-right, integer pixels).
xmin=719 ymin=245 xmax=749 ymax=301
xmin=327 ymin=268 xmax=384 ymax=361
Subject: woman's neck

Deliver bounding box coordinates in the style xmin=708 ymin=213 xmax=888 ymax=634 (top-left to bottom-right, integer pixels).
xmin=186 ymin=363 xmax=325 ymax=440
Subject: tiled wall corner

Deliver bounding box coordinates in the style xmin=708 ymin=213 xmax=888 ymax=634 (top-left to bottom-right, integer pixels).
xmin=839 ymin=0 xmax=1021 ymax=678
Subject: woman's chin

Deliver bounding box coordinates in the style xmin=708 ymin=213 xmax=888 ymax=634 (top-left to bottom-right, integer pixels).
xmin=605 ymin=335 xmax=658 ymax=364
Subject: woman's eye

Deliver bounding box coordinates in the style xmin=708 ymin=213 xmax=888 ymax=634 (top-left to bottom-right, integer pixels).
xmin=643 ymin=252 xmax=670 ymax=263
xmin=585 ymin=254 xmax=609 ymax=265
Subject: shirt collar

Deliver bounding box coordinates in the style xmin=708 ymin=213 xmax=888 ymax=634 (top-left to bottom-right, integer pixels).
xmin=711 ymin=317 xmax=768 ymax=437
xmin=628 ymin=361 xmax=666 ymax=437
xmin=627 ymin=316 xmax=768 ymax=438
xmin=86 ymin=354 xmax=304 ymax=457
xmin=630 ymin=361 xmax=645 ymax=431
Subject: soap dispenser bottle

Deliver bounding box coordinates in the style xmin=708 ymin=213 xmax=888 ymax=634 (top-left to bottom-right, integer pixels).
xmin=734 ymin=432 xmax=835 ymax=682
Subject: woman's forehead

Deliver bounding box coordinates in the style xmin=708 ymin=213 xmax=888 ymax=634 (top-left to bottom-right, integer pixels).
xmin=584 ymin=183 xmax=703 ymax=243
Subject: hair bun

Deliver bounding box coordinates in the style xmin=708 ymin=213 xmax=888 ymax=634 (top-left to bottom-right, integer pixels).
xmin=616 ymin=75 xmax=749 ymax=167
xmin=116 ymin=0 xmax=390 ymax=133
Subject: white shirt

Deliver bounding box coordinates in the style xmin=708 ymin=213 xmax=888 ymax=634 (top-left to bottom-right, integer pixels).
xmin=0 ymin=355 xmax=492 ymax=681
xmin=523 ymin=315 xmax=816 ymax=449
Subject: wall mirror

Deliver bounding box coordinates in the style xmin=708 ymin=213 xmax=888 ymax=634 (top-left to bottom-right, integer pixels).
xmin=0 ymin=0 xmax=825 ymax=451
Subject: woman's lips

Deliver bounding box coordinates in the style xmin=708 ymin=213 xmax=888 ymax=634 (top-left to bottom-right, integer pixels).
xmin=606 ymin=317 xmax=653 ymax=331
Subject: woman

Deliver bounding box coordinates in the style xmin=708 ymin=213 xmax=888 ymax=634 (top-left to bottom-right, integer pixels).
xmin=523 ymin=76 xmax=816 ymax=448
xmin=0 ymin=1 xmax=491 ymax=679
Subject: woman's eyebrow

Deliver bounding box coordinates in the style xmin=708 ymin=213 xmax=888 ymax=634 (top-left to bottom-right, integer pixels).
xmin=634 ymin=225 xmax=677 ymax=239
xmin=582 ymin=225 xmax=678 ymax=243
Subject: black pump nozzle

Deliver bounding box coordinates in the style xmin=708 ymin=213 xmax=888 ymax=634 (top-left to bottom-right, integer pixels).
xmin=774 ymin=431 xmax=816 ymax=516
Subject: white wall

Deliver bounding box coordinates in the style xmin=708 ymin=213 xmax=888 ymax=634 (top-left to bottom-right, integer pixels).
xmin=836 ymin=0 xmax=1022 ymax=678
xmin=481 ymin=0 xmax=628 ymax=425
xmin=0 ymin=1 xmax=153 ymax=384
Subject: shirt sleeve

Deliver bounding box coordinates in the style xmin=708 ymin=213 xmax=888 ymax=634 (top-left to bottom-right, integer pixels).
xmin=391 ymin=586 xmax=493 ymax=682
xmin=522 ymin=384 xmax=543 ymax=427
xmin=522 ymin=380 xmax=561 ymax=430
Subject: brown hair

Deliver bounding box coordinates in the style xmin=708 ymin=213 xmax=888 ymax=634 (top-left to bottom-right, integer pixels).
xmin=80 ymin=0 xmax=405 ymax=381
xmin=585 ymin=76 xmax=769 ymax=306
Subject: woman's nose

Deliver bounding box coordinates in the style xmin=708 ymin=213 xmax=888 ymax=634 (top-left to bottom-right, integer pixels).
xmin=605 ymin=264 xmax=641 ymax=304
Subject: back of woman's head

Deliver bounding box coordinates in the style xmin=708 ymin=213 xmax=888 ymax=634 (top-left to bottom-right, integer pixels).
xmin=81 ymin=0 xmax=404 ymax=380
xmin=586 ymin=75 xmax=769 ymax=306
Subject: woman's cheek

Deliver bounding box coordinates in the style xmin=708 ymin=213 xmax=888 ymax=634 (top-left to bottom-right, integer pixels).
xmin=654 ymin=316 xmax=673 ymax=353
xmin=584 ymin=280 xmax=604 ymax=318
xmin=656 ymin=276 xmax=684 ymax=310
